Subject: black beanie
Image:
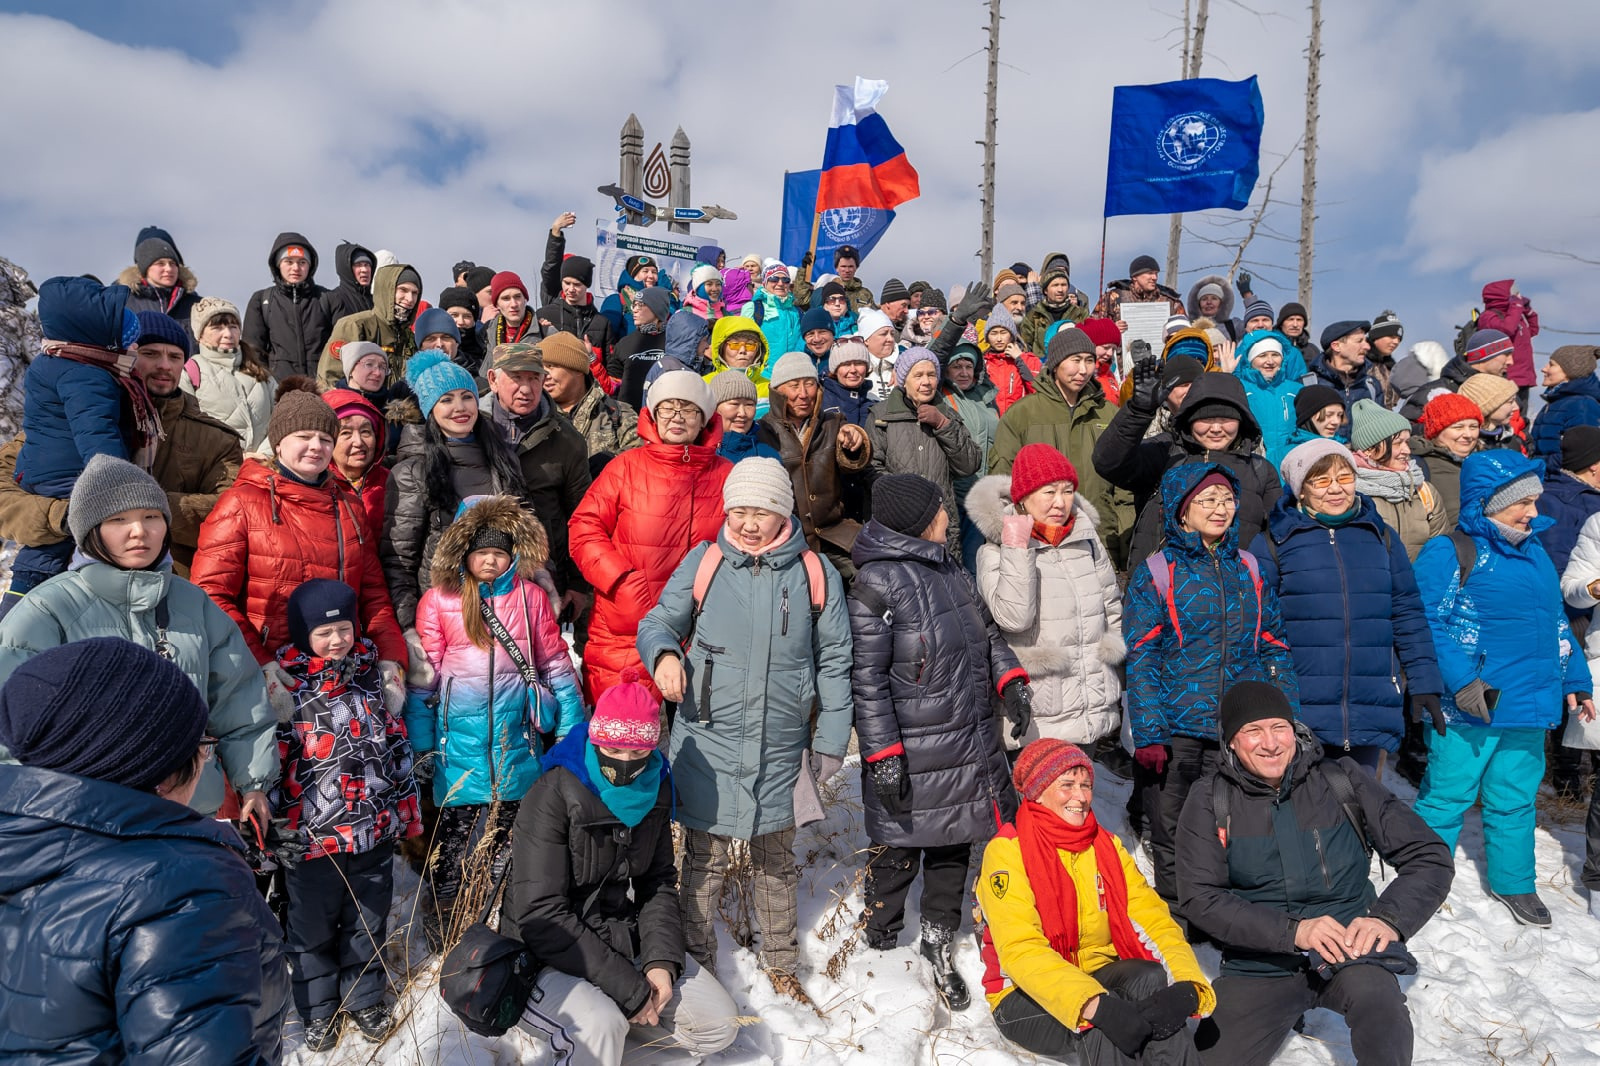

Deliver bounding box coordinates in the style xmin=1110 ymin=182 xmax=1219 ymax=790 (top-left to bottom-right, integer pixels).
xmin=1129 ymin=254 xmax=1161 ymax=276
xmin=0 ymin=637 xmax=209 ymax=791
xmin=816 ymin=280 xmax=847 ymax=306
xmin=560 ymin=256 xmax=595 ymax=287
xmin=872 ymin=474 xmax=944 ymax=536
xmin=439 ymin=285 xmax=476 ymax=313
xmin=1276 ymin=302 xmax=1309 ymax=329
xmin=464 ymin=266 xmax=495 ymax=293
xmin=134 ymin=225 xmax=183 ymax=272
xmin=1563 ymin=425 xmax=1600 ymax=473
xmin=1159 ymin=356 xmax=1206 ymax=393
xmin=880 ymin=278 xmax=910 ymax=304
xmin=1294 ymin=385 xmax=1344 ymax=428
xmin=1220 ymin=680 xmax=1295 ymax=744
xmin=286 ymin=579 xmax=360 ymax=655
xmin=451 ymin=259 xmax=478 ymax=280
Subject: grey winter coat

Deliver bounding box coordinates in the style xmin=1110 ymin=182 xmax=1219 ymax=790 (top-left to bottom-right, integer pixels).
xmin=0 ymin=561 xmax=277 ymax=815
xmin=636 ymin=518 xmax=854 ymax=839
xmin=967 ymin=477 xmax=1125 ymax=749
xmin=849 ymin=519 xmax=1020 ymax=848
xmin=866 ymin=387 xmax=983 ymax=556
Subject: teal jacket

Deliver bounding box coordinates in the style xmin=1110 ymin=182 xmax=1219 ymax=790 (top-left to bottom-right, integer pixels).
xmin=0 ymin=560 xmax=278 ymax=814
xmin=1233 ymin=329 xmax=1306 ymax=468
xmin=636 ymin=518 xmax=854 ymax=838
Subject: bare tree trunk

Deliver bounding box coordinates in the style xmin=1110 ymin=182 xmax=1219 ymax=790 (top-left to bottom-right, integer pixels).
xmin=1298 ymin=0 xmax=1322 ymax=317
xmin=980 ymin=0 xmax=1002 ymax=286
xmin=1166 ymin=0 xmax=1210 ymax=287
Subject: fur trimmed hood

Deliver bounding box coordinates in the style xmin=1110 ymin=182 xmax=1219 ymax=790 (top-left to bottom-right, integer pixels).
xmin=965 ymin=473 xmax=1101 ymax=544
xmin=116 ymin=263 xmax=199 ymax=294
xmin=430 ymin=494 xmax=549 ymax=592
xmin=385 ymin=396 xmax=423 ymax=426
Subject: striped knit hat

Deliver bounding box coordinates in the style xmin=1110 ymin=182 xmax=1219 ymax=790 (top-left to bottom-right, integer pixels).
xmin=1012 ymin=739 xmax=1094 ymax=802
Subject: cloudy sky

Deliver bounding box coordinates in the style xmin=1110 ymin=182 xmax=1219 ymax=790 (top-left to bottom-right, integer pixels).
xmin=2 ymin=0 xmax=1596 ymax=357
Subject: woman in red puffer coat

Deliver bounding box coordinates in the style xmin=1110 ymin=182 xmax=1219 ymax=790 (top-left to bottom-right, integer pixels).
xmin=192 ymin=393 xmax=407 ymax=675
xmin=569 ymin=370 xmax=730 ymax=703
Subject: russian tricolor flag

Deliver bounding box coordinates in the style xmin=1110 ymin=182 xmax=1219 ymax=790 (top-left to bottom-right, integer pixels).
xmin=817 ymin=78 xmax=921 ymax=212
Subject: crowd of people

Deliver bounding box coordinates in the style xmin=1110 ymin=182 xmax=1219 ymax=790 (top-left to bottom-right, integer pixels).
xmin=0 ymin=218 xmax=1595 ymax=1066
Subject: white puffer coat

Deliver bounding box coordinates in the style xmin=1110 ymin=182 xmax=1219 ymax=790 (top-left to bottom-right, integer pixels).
xmin=968 ymin=475 xmax=1125 ymax=747
xmin=180 ymin=343 xmax=273 ymax=453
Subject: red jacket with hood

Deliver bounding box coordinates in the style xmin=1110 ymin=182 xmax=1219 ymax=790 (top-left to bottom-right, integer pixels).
xmin=192 ymin=457 xmax=407 ymax=666
xmin=568 ymin=409 xmax=731 ymax=703
xmin=1475 ymin=279 xmax=1540 ymax=388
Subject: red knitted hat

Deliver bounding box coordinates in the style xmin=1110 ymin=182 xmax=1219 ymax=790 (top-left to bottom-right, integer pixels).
xmin=1010 ymin=443 xmax=1078 ymax=504
xmin=1012 ymin=738 xmax=1093 ymax=802
xmin=490 ymin=270 xmax=527 ymax=305
xmin=589 ymin=668 xmax=661 ymax=751
xmin=1420 ymin=392 xmax=1483 ymax=440
xmin=1077 ymin=317 xmax=1123 ymax=349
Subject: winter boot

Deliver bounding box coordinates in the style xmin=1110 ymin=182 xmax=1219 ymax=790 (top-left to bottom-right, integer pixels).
xmin=302 ymin=1014 xmax=342 ymax=1053
xmin=347 ymin=1003 xmax=395 ymax=1043
xmin=863 ymin=926 xmax=897 ymax=951
xmin=919 ymin=923 xmax=971 ymax=1012
xmin=1490 ymin=890 xmax=1552 ymax=927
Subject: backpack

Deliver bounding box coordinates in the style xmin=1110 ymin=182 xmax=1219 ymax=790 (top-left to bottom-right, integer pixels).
xmin=184 ymin=358 xmax=202 ymax=389
xmin=686 ymin=542 xmax=826 ymax=645
xmin=1211 ymin=759 xmax=1374 ymax=862
xmin=1446 ymin=530 xmax=1477 ymax=586
xmin=1452 ymin=310 xmax=1481 ymax=358
xmin=1143 ymin=549 xmax=1263 ymax=649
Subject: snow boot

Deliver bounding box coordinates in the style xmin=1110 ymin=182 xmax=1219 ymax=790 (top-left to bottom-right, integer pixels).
xmin=864 ymin=927 xmax=897 ymax=951
xmin=919 ymin=923 xmax=970 ymax=1012
xmin=302 ymin=1014 xmax=341 ymax=1053
xmin=1490 ymin=890 xmax=1552 ymax=927
xmin=348 ymin=1003 xmax=395 ymax=1043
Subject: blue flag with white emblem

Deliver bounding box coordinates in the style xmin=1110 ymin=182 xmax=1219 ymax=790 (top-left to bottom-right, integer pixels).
xmin=780 ymin=168 xmax=896 ymax=276
xmin=1103 ymin=76 xmax=1264 ymax=217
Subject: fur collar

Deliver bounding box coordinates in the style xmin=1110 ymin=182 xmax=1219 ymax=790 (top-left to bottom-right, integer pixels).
xmin=965 ymin=474 xmax=1101 ymax=544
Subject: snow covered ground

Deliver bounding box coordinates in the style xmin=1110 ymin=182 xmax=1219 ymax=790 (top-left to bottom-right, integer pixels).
xmin=282 ymin=760 xmax=1600 ymax=1066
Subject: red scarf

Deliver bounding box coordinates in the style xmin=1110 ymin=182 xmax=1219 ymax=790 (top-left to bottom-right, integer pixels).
xmin=1031 ymin=518 xmax=1074 ymax=546
xmin=495 ymin=313 xmax=531 ymax=345
xmin=1014 ymin=800 xmax=1155 ymax=966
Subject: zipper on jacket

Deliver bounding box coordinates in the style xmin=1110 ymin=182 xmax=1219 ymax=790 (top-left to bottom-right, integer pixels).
xmin=1313 ymin=827 xmax=1332 ymax=888
xmin=781 ymin=587 xmax=790 ymax=636
xmin=695 ymin=638 xmax=725 ymax=724
xmin=1331 ymin=527 xmax=1352 ymax=751
xmin=333 ymin=500 xmax=347 ymax=579
xmin=1214 ymin=552 xmax=1231 ymax=702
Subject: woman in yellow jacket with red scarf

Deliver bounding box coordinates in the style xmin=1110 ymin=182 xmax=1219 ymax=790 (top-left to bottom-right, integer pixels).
xmin=978 ymin=739 xmax=1213 ymax=1065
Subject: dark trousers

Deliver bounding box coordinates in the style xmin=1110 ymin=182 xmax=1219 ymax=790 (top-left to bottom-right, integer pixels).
xmin=1143 ymin=737 xmax=1221 ymax=909
xmin=1585 ymin=779 xmax=1600 ymax=890
xmin=1196 ymin=966 xmax=1412 ymax=1066
xmin=284 ymin=846 xmax=394 ymax=1022
xmin=0 ymin=540 xmax=74 ymax=620
xmin=431 ymin=801 xmax=519 ymax=904
xmin=1549 ymin=725 xmax=1594 ymax=795
xmin=863 ymin=842 xmax=972 ymax=941
xmin=993 ymin=959 xmax=1202 ymax=1065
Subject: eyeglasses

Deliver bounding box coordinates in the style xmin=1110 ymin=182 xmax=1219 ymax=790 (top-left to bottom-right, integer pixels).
xmin=824 ymin=296 xmax=848 ymax=306
xmin=1189 ymin=493 xmax=1237 ymax=512
xmin=917 ymin=308 xmax=943 ymax=317
xmin=1305 ymin=473 xmax=1356 ymax=490
xmin=724 ymin=340 xmax=761 ymax=354
xmin=655 ymin=400 xmax=700 ymax=421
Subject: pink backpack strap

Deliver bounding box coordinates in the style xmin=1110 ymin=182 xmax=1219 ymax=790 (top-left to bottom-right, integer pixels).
xmin=184 ymin=358 xmax=201 ymax=389
xmin=691 ymin=543 xmax=725 ymax=615
xmin=800 ymin=550 xmax=826 ymax=617
xmin=1143 ymin=550 xmax=1184 ymax=647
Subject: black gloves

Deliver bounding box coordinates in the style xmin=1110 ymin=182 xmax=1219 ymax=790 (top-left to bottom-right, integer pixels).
xmin=265 ymin=816 xmax=306 ymax=869
xmin=1137 ymin=981 xmax=1200 ymax=1040
xmin=1411 ymin=694 xmax=1446 ymax=736
xmin=1236 ymin=271 xmax=1253 ymax=296
xmin=1001 ymin=679 xmax=1034 ymax=742
xmin=1454 ymin=679 xmax=1492 ymax=722
xmin=869 ymin=755 xmax=912 ymax=816
xmin=1127 ymin=355 xmax=1163 ymax=413
xmin=1089 ymin=994 xmax=1152 ymax=1056
xmin=951 ymin=283 xmax=993 ymax=328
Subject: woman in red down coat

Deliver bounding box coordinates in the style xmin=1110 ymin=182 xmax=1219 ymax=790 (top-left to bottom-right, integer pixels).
xmin=192 ymin=393 xmax=406 ymax=670
xmin=569 ymin=370 xmax=731 ymax=703
xmin=1475 ymin=279 xmax=1540 ymax=392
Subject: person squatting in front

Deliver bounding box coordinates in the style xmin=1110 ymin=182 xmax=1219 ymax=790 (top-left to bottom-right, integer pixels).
xmin=636 ymin=455 xmax=854 ymax=1004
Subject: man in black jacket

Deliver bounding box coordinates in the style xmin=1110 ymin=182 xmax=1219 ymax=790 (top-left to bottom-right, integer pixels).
xmin=320 ymin=240 xmax=376 ymax=325
xmin=243 ymin=232 xmax=332 ymax=380
xmin=537 ymin=254 xmax=616 ymax=369
xmin=1177 ymin=683 xmax=1453 ymax=1066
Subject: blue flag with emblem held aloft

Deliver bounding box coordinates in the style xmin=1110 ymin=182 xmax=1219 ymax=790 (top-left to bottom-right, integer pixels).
xmin=780 ymin=168 xmax=896 ymax=277
xmin=1104 ymin=76 xmax=1264 ymax=218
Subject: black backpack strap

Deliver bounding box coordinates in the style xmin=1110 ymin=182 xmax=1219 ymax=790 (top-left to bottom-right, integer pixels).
xmin=849 ymin=580 xmax=894 ymax=626
xmin=1316 ymin=760 xmax=1375 ymax=861
xmin=1211 ymin=772 xmax=1232 ymax=849
xmin=1448 ymin=531 xmax=1476 ymax=586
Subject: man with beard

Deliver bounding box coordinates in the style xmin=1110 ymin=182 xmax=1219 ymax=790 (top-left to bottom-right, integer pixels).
xmin=1092 ymin=253 xmax=1184 ymax=329
xmin=0 ymin=311 xmax=241 ymax=579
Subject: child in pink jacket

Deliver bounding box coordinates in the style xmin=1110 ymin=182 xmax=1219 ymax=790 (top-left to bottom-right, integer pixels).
xmin=405 ymin=495 xmax=584 ymax=922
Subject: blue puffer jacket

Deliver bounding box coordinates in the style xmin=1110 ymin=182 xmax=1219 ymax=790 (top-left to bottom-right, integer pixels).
xmin=1304 ymin=355 xmax=1385 ymax=413
xmin=1413 ymin=450 xmax=1593 ymax=729
xmin=1250 ymin=492 xmax=1443 ymax=752
xmin=717 ymin=427 xmax=780 ymax=462
xmin=18 ymin=278 xmax=136 ymax=493
xmin=0 ymin=766 xmax=288 ymax=1063
xmin=1537 ymin=469 xmax=1600 ymax=577
xmin=1234 ymin=329 xmax=1306 ymax=467
xmin=822 ymin=375 xmax=874 ymax=428
xmin=1125 ymin=463 xmax=1300 ymax=747
xmin=1529 ymin=374 xmax=1600 ymax=472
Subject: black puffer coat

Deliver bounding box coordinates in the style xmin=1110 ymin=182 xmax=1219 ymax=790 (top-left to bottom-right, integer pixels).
xmin=380 ymin=416 xmax=524 ymax=627
xmin=320 ymin=239 xmax=376 ymax=325
xmin=536 ymin=298 xmax=616 ymax=367
xmin=502 ymin=728 xmax=681 ymax=1017
xmin=243 ymin=230 xmax=332 ymax=381
xmin=0 ymin=766 xmax=289 ymax=1063
xmin=1092 ymin=372 xmax=1283 ymax=569
xmin=849 ymin=519 xmax=1020 ymax=847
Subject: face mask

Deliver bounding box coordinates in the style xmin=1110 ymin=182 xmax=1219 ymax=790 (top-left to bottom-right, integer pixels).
xmin=597 ymin=750 xmax=650 ymax=786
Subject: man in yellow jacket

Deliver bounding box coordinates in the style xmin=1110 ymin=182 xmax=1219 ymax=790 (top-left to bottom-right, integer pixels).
xmin=978 ymin=739 xmax=1212 ymax=1064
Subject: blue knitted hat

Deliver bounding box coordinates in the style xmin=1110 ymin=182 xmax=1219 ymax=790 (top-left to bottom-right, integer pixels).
xmin=134 ymin=309 xmax=192 ymax=356
xmin=405 ymin=349 xmax=477 ymax=417
xmin=0 ymin=637 xmax=209 ymax=791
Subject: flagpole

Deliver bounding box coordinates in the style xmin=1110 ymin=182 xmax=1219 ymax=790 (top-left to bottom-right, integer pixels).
xmin=1097 ymin=216 xmax=1108 ymax=308
xmin=805 ymin=211 xmax=822 ymax=284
